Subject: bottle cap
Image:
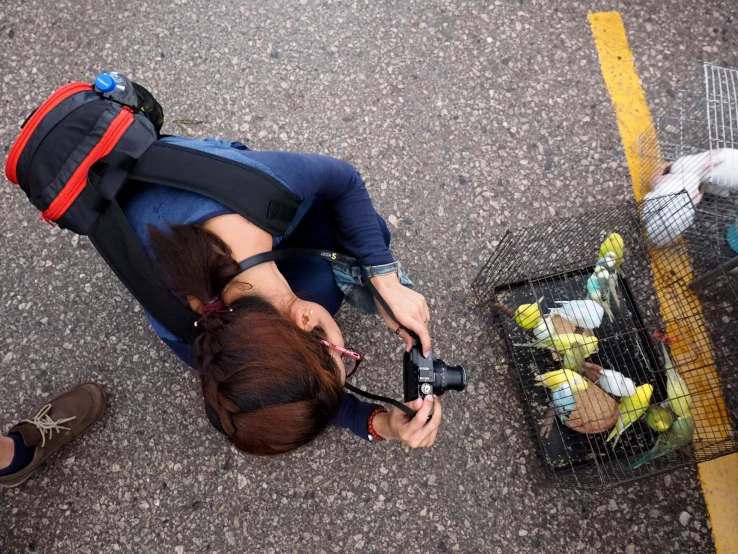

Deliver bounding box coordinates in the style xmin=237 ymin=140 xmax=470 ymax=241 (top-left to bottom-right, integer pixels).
xmin=94 ymin=73 xmax=116 ymax=93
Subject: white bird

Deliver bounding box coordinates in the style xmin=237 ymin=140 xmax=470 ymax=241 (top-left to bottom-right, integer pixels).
xmin=606 ymin=268 xmax=621 ymax=308
xmin=595 ymin=252 xmax=618 ymax=274
xmin=598 ymin=368 xmax=637 ymax=397
xmin=549 ymin=300 xmax=605 ymax=330
xmin=532 ymin=315 xmax=556 ymax=344
xmin=642 ymin=168 xmax=699 ymax=246
xmin=670 ymin=148 xmax=738 ymax=197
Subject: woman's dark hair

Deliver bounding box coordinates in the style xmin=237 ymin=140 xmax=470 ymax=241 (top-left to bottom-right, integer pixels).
xmin=149 ymin=223 xmax=343 ymax=455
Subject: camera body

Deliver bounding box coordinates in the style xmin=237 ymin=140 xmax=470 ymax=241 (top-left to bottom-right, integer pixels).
xmin=403 ymin=339 xmax=467 ymax=402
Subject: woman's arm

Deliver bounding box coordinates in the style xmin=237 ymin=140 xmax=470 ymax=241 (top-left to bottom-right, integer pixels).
xmin=331 ymin=393 xmax=385 ymax=439
xmin=235 ymin=151 xmax=393 ymax=266
xmin=332 ymin=393 xmax=442 ymax=447
xmin=233 ymin=149 xmax=432 ymax=353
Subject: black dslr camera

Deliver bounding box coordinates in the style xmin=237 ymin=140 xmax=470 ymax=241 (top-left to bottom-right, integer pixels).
xmin=403 ymin=334 xmax=467 ymax=402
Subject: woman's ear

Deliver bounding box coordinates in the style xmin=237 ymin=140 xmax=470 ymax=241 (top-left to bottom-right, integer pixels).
xmin=293 ymin=304 xmax=316 ymax=332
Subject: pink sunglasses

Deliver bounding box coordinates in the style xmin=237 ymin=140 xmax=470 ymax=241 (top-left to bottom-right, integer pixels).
xmin=320 ymin=339 xmax=363 ymax=378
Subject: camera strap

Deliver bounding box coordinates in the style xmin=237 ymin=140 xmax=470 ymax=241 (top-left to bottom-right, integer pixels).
xmin=234 ymin=248 xmax=417 ymax=417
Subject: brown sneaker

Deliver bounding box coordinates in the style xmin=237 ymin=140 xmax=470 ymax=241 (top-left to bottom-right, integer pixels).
xmin=0 ymin=383 xmax=107 ymax=488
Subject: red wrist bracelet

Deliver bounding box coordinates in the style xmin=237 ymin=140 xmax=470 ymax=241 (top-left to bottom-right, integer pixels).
xmin=367 ymin=407 xmax=388 ymax=441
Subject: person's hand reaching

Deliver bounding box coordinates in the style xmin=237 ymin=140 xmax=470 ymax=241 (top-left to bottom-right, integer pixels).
xmin=371 ymin=272 xmax=432 ymax=356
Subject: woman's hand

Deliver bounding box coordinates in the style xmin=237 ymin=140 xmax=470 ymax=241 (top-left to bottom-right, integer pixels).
xmin=372 ymin=395 xmax=442 ymax=447
xmin=371 ymin=272 xmax=432 ymax=356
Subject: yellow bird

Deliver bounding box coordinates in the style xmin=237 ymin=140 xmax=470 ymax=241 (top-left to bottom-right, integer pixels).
xmin=599 ymin=233 xmax=625 ymax=267
xmin=542 ymin=334 xmax=599 ymax=358
xmin=534 ymin=369 xmax=587 ymax=391
xmin=606 ymin=383 xmax=654 ymax=447
xmin=514 ymin=302 xmax=542 ymax=330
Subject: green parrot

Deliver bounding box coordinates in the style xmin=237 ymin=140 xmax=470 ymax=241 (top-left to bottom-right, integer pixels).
xmin=646 ymin=406 xmax=674 ymax=432
xmin=561 ymin=341 xmax=588 ymax=373
xmin=661 ymin=342 xmax=693 ymax=418
xmin=626 ymin=415 xmax=695 ymax=470
xmin=606 ymin=383 xmax=654 ymax=447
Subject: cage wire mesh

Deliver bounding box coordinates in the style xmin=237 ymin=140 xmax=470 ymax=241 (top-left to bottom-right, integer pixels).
xmin=638 ymin=62 xmax=738 ymax=306
xmin=472 ymin=63 xmax=738 ymax=489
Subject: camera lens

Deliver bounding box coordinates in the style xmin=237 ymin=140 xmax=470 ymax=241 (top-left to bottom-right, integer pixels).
xmin=432 ymin=360 xmax=467 ymax=395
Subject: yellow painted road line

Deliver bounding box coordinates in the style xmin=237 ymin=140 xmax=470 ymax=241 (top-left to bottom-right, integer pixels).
xmin=589 ymin=12 xmax=738 ymax=554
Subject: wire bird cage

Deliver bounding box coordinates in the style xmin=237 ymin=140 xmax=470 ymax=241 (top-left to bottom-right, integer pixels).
xmin=638 ymin=63 xmax=738 ymax=305
xmin=472 ymin=63 xmax=738 ymax=489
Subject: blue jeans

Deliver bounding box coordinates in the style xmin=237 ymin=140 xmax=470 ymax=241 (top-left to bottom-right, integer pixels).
xmin=276 ymin=198 xmax=391 ymax=315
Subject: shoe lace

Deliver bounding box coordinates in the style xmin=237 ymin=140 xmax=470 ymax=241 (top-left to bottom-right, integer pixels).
xmin=21 ymin=404 xmax=76 ymax=448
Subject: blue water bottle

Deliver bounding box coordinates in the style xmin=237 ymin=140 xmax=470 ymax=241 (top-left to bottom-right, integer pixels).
xmin=94 ymin=71 xmax=138 ymax=108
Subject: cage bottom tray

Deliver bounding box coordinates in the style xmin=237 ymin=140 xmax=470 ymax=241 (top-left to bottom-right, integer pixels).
xmin=496 ymin=268 xmax=666 ymax=472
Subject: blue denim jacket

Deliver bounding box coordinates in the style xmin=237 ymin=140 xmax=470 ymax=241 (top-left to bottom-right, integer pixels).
xmin=330 ymin=260 xmax=415 ymax=314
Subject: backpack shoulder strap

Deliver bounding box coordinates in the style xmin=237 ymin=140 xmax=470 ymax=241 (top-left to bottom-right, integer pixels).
xmin=126 ymin=141 xmax=300 ymax=236
xmin=88 ymin=200 xmax=198 ymax=342
xmin=87 ymin=138 xmax=305 ymax=343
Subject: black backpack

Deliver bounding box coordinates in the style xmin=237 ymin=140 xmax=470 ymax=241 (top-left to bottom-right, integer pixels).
xmin=5 ymin=79 xmax=300 ymax=342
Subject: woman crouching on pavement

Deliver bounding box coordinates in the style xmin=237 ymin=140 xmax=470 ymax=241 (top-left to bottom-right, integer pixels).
xmin=122 ymin=142 xmax=442 ymax=454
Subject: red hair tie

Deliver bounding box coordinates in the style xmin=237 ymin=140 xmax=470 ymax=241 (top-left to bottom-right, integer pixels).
xmin=194 ymin=300 xmax=232 ymax=327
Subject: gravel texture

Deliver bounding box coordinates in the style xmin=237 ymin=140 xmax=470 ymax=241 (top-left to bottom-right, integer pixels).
xmin=1 ymin=0 xmax=737 ymax=553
